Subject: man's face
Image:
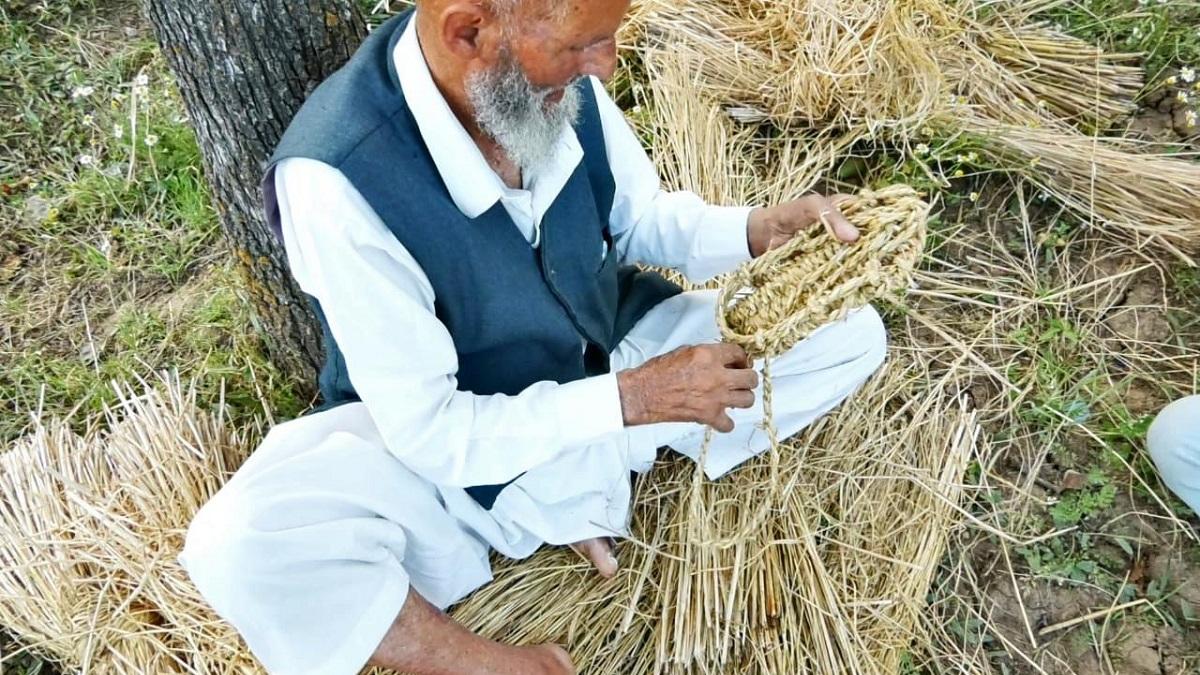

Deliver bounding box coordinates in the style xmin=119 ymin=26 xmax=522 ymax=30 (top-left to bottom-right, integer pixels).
xmin=503 ymin=0 xmax=629 ymax=102
xmin=465 ymin=0 xmax=629 ymax=173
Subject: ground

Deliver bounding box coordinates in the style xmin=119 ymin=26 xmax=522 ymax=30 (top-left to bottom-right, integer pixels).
xmin=1 ymin=0 xmax=1199 ymax=673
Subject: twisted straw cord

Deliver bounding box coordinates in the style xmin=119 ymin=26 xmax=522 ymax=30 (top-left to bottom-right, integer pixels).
xmin=717 ymin=184 xmax=930 ymax=360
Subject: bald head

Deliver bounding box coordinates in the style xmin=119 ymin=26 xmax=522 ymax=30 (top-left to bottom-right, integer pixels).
xmin=488 ymin=0 xmax=569 ymax=24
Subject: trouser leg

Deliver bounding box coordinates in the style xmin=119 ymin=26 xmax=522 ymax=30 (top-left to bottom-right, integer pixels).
xmin=1147 ymin=395 xmax=1200 ymax=515
xmin=179 ymin=403 xmax=492 ymax=675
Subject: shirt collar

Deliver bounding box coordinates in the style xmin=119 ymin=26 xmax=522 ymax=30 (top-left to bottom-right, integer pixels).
xmin=393 ymin=15 xmax=583 ymax=220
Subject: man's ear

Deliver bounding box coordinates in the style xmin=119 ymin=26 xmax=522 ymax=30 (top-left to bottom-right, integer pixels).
xmin=439 ymin=2 xmax=502 ymax=61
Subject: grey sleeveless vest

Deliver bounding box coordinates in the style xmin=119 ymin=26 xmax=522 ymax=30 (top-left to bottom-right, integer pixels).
xmin=261 ymin=10 xmax=680 ymax=507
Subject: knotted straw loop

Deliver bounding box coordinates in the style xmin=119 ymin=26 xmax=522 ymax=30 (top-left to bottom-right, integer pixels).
xmin=717 ymin=184 xmax=930 ymax=359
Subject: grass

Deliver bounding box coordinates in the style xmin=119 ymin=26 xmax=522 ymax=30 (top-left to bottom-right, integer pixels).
xmin=2 ymin=0 xmax=1200 ymax=673
xmin=0 ymin=0 xmax=304 ymax=451
xmin=1043 ymin=0 xmax=1200 ymax=79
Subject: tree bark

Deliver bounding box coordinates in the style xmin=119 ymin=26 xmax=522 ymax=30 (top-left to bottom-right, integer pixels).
xmin=143 ymin=0 xmax=368 ymax=397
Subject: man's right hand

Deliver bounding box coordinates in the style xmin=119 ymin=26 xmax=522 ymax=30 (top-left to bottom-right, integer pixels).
xmin=616 ymin=344 xmax=759 ymax=432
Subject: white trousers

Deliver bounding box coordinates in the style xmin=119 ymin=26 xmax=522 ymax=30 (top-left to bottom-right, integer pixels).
xmin=179 ymin=290 xmax=887 ymax=675
xmin=1148 ymin=395 xmax=1200 ymax=515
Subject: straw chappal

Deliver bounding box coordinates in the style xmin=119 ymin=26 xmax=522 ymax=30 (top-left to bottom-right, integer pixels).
xmin=720 ymin=184 xmax=929 ymax=360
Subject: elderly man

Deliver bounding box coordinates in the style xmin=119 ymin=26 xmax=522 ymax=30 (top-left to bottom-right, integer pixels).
xmin=179 ymin=1 xmax=887 ymax=673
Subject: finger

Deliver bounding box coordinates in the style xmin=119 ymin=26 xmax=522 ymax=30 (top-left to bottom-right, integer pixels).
xmin=818 ymin=200 xmax=859 ymax=243
xmin=712 ymin=412 xmax=735 ymax=433
xmin=714 ymin=343 xmax=751 ymax=368
xmin=726 ymin=368 xmax=759 ymax=391
xmin=726 ymin=389 xmax=756 ymax=409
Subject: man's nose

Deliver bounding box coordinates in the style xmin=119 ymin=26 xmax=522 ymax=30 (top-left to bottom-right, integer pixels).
xmin=578 ymin=42 xmax=617 ymax=81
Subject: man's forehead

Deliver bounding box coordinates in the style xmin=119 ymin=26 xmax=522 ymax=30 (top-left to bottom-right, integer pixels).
xmin=512 ymin=0 xmax=628 ymax=41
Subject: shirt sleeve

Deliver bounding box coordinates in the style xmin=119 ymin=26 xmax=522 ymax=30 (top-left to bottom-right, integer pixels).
xmin=273 ymin=157 xmax=626 ymax=488
xmin=590 ymin=77 xmax=756 ymax=284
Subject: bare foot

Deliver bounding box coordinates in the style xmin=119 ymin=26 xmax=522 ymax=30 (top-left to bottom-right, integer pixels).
xmin=568 ymin=537 xmax=618 ymax=578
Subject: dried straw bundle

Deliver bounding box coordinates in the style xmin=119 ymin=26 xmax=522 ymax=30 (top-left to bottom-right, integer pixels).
xmin=959 ymin=113 xmax=1200 ymax=257
xmin=0 ymin=378 xmax=261 ymax=673
xmin=622 ymin=0 xmax=1200 ymax=255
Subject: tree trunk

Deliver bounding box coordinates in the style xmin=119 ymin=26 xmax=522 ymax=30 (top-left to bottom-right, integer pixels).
xmin=144 ymin=0 xmax=368 ymax=398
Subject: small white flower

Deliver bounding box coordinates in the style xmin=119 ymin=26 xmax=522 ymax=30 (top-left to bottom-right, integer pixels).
xmin=968 ymin=192 xmax=980 ymax=202
xmin=915 ymin=143 xmax=930 ymax=155
xmin=1177 ymin=90 xmax=1190 ymax=103
xmin=113 ymin=124 xmax=124 ymax=139
xmin=98 ymin=236 xmax=111 ymax=257
xmin=1182 ymin=67 xmax=1196 ymax=83
xmin=82 ymin=114 xmax=94 ymax=125
xmin=144 ymin=134 xmax=159 ymax=147
xmin=134 ymin=73 xmax=150 ymax=87
xmin=77 ymin=154 xmax=95 ymax=166
xmin=71 ymin=85 xmax=95 ymax=99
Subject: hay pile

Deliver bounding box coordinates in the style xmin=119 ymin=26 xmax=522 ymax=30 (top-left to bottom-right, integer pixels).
xmin=0 ymin=378 xmax=261 ymax=673
xmin=619 ymin=0 xmax=1200 ymax=259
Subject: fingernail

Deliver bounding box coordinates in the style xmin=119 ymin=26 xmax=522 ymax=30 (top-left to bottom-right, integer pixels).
xmin=607 ymin=553 xmax=619 ymax=568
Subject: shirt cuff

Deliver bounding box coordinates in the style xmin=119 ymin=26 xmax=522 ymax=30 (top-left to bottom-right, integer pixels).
xmin=554 ymin=372 xmax=625 ymax=447
xmin=687 ymin=205 xmax=755 ymax=282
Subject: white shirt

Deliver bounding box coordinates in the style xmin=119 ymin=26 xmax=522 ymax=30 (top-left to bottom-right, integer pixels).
xmin=274 ymin=17 xmax=755 ymax=490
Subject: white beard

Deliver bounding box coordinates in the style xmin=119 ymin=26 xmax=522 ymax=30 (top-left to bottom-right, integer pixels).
xmin=466 ymin=51 xmax=583 ymax=175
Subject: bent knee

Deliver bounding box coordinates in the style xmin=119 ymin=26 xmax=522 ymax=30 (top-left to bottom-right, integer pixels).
xmin=179 ymin=491 xmax=270 ymax=601
xmin=848 ymin=304 xmax=888 ymax=366
xmin=1148 ymin=395 xmax=1200 ymax=469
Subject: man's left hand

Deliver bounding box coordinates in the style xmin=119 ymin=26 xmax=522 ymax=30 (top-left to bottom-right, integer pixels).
xmin=746 ymin=193 xmax=859 ymax=258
